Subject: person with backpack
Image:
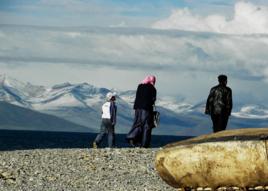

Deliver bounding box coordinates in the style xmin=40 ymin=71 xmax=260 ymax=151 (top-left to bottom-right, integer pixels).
xmin=205 ymin=74 xmax=233 ymax=133
xmin=126 ymin=75 xmax=157 ymax=148
xmin=93 ymin=92 xmax=117 ymax=148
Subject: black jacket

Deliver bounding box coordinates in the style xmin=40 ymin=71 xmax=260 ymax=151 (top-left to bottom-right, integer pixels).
xmin=205 ymin=84 xmax=232 ymax=115
xmin=133 ymin=84 xmax=157 ymax=112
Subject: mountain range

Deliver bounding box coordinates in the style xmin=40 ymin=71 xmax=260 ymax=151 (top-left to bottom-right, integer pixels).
xmin=0 ymin=75 xmax=268 ymax=136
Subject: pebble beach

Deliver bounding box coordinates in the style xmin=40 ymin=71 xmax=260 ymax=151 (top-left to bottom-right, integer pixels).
xmin=0 ymin=148 xmax=175 ymax=191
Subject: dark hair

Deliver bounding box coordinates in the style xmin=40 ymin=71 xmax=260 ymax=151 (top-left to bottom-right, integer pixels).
xmin=218 ymin=74 xmax=227 ymax=83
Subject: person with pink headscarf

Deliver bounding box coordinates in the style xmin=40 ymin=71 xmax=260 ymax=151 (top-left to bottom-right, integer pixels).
xmin=141 ymin=75 xmax=156 ymax=85
xmin=126 ymin=75 xmax=157 ymax=148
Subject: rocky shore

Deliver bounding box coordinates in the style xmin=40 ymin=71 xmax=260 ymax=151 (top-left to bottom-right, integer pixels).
xmin=1 ymin=130 xmax=268 ymax=191
xmin=1 ymin=148 xmax=268 ymax=191
xmin=0 ymin=148 xmax=175 ymax=191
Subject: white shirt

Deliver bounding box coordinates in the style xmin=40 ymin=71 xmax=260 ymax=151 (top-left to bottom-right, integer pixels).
xmin=101 ymin=101 xmax=117 ymax=125
xmin=102 ymin=102 xmax=112 ymax=119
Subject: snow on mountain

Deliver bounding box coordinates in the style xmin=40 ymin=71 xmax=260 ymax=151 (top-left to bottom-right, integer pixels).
xmin=118 ymin=90 xmax=136 ymax=105
xmin=156 ymin=97 xmax=193 ymax=114
xmin=118 ymin=91 xmax=194 ymax=114
xmin=0 ymin=80 xmax=111 ymax=111
xmin=0 ymin=75 xmax=268 ymax=135
xmin=232 ymin=105 xmax=268 ymax=119
xmin=0 ymin=75 xmax=46 ymax=108
xmin=33 ymin=93 xmax=85 ymax=110
xmin=33 ymin=83 xmax=106 ymax=104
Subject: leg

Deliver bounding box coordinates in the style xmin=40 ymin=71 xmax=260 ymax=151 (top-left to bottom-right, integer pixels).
xmin=211 ymin=114 xmax=216 ymax=132
xmin=141 ymin=125 xmax=152 ymax=148
xmin=211 ymin=114 xmax=221 ymax=133
xmin=220 ymin=114 xmax=229 ymax=131
xmin=94 ymin=120 xmax=107 ymax=146
xmin=126 ymin=109 xmax=142 ymax=146
xmin=140 ymin=110 xmax=152 ymax=148
xmin=107 ymin=124 xmax=115 ymax=148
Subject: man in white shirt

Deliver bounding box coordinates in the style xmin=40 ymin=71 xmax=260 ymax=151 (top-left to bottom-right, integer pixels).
xmin=93 ymin=92 xmax=117 ymax=148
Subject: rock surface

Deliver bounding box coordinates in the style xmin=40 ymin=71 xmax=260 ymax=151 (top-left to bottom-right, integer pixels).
xmin=155 ymin=128 xmax=268 ymax=189
xmin=0 ymin=148 xmax=175 ymax=191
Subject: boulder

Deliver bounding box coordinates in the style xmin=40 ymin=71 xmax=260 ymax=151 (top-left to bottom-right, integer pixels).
xmin=155 ymin=128 xmax=268 ymax=189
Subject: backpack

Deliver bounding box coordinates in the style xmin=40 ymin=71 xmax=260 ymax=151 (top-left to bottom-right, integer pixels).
xmin=153 ymin=111 xmax=160 ymax=128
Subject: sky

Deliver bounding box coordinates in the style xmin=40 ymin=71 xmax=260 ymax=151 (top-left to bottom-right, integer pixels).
xmin=1 ymin=0 xmax=268 ymax=105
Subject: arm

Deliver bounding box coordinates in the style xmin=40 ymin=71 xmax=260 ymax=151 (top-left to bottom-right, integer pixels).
xmin=152 ymin=88 xmax=157 ymax=105
xmin=133 ymin=84 xmax=142 ymax=110
xmin=226 ymin=89 xmax=232 ymax=116
xmin=110 ymin=102 xmax=117 ymax=125
xmin=205 ymin=88 xmax=214 ymax=115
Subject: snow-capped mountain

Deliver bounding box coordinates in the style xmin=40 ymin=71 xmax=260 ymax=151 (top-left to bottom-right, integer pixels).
xmin=0 ymin=75 xmax=268 ymax=136
xmin=0 ymin=75 xmax=45 ymax=108
xmin=232 ymin=105 xmax=268 ymax=119
xmin=0 ymin=75 xmax=133 ymax=133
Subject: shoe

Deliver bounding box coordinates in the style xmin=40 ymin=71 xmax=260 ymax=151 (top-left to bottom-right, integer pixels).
xmin=92 ymin=142 xmax=98 ymax=149
xmin=129 ymin=140 xmax=135 ymax=147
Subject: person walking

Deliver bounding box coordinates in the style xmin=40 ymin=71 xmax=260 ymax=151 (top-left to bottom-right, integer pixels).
xmin=93 ymin=92 xmax=117 ymax=148
xmin=126 ymin=75 xmax=157 ymax=148
xmin=205 ymin=74 xmax=233 ymax=133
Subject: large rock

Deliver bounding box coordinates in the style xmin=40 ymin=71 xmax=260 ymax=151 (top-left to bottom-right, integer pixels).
xmin=155 ymin=128 xmax=268 ymax=189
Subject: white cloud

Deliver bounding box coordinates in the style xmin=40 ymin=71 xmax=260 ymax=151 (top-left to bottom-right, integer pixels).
xmin=152 ymin=1 xmax=268 ymax=34
xmin=2 ymin=1 xmax=268 ymax=104
xmin=1 ymin=24 xmax=268 ymax=103
xmin=1 ymin=25 xmax=268 ymax=79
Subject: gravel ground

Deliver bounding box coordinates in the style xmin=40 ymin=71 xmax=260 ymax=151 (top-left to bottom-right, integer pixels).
xmin=0 ymin=148 xmax=175 ymax=191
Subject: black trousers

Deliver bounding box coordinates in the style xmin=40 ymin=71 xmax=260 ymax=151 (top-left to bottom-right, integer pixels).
xmin=211 ymin=113 xmax=229 ymax=133
xmin=126 ymin=109 xmax=153 ymax=148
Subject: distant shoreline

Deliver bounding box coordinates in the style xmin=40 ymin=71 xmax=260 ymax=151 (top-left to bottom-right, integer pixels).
xmin=0 ymin=129 xmax=192 ymax=151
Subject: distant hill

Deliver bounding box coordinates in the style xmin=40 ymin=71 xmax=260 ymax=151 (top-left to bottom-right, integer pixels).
xmin=1 ymin=75 xmax=268 ymax=135
xmin=0 ymin=101 xmax=92 ymax=132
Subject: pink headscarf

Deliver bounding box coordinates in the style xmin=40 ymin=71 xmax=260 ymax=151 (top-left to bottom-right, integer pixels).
xmin=141 ymin=75 xmax=156 ymax=85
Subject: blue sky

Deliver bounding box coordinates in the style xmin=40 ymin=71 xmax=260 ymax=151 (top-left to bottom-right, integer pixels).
xmin=1 ymin=0 xmax=268 ymax=105
xmin=0 ymin=0 xmax=268 ymax=26
xmin=0 ymin=0 xmax=238 ymax=26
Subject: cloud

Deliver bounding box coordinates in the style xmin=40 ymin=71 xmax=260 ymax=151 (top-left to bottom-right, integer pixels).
xmin=1 ymin=1 xmax=268 ymax=104
xmin=1 ymin=24 xmax=268 ymax=81
xmin=1 ymin=24 xmax=268 ymax=104
xmin=152 ymin=1 xmax=268 ymax=34
xmin=1 ymin=24 xmax=268 ymax=103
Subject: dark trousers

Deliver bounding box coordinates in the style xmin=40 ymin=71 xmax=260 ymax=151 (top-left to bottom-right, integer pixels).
xmin=211 ymin=113 xmax=229 ymax=133
xmin=126 ymin=109 xmax=153 ymax=148
xmin=94 ymin=119 xmax=115 ymax=148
